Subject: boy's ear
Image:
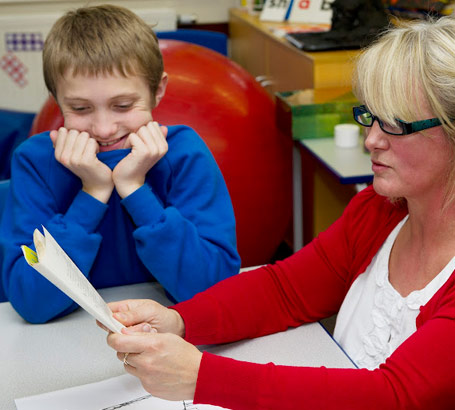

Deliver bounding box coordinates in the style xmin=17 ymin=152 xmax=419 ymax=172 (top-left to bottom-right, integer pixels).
xmin=154 ymin=72 xmax=168 ymax=108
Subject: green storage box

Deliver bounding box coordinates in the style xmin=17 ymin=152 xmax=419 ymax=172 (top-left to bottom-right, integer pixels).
xmin=276 ymin=90 xmax=359 ymax=140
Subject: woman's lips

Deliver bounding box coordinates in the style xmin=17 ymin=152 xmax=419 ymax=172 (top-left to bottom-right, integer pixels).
xmin=371 ymin=159 xmax=389 ymax=173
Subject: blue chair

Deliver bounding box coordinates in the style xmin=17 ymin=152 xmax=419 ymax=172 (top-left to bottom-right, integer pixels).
xmin=0 ymin=179 xmax=9 ymax=217
xmin=156 ymin=29 xmax=228 ymax=56
xmin=0 ymin=109 xmax=35 ymax=180
xmin=0 ymin=179 xmax=10 ymax=302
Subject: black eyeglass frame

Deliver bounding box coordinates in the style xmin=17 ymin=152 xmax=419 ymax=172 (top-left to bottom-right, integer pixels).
xmin=352 ymin=105 xmax=442 ymax=136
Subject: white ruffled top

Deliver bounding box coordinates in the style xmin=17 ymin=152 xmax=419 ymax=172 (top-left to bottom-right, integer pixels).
xmin=333 ymin=215 xmax=455 ymax=370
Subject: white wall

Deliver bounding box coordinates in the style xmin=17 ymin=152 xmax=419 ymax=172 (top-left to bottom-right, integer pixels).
xmin=0 ymin=0 xmax=240 ymax=25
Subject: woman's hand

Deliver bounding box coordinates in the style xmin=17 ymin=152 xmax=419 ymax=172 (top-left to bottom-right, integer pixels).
xmin=104 ymin=299 xmax=185 ymax=337
xmin=50 ymin=127 xmax=114 ymax=203
xmin=112 ymin=122 xmax=168 ymax=198
xmin=99 ymin=299 xmax=197 ymax=400
xmin=107 ymin=331 xmax=202 ymax=401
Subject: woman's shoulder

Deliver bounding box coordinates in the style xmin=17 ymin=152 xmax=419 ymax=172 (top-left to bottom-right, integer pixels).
xmin=350 ymin=184 xmax=385 ymax=203
xmin=341 ymin=186 xmax=408 ymax=244
xmin=346 ymin=185 xmax=405 ymax=219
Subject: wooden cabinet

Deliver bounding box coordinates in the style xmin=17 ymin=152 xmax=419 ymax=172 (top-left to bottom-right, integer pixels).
xmin=229 ymin=8 xmax=359 ymax=95
xmin=229 ymin=8 xmax=367 ymax=250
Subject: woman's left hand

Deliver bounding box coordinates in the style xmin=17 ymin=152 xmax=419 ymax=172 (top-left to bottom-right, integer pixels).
xmin=107 ymin=331 xmax=202 ymax=401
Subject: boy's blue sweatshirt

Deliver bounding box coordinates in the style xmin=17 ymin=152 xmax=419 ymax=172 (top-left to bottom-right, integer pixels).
xmin=0 ymin=125 xmax=240 ymax=323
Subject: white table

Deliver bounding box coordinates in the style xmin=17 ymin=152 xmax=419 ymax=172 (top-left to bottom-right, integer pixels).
xmin=299 ymin=138 xmax=373 ymax=184
xmin=0 ymin=282 xmax=355 ymax=410
xmin=293 ymin=138 xmax=373 ymax=250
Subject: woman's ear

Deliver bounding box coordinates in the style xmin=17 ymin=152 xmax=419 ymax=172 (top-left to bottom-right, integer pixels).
xmin=154 ymin=72 xmax=168 ymax=108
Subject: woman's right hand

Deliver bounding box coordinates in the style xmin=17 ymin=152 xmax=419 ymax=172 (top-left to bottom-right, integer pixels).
xmin=106 ymin=299 xmax=186 ymax=337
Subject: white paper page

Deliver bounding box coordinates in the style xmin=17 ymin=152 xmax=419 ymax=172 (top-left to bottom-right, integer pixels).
xmin=15 ymin=373 xmax=229 ymax=410
xmin=288 ymin=0 xmax=333 ymax=24
xmin=260 ymin=0 xmax=291 ymax=22
xmin=21 ymin=227 xmax=124 ymax=333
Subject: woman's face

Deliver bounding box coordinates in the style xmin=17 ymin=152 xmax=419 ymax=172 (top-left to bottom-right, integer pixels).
xmin=364 ymin=110 xmax=453 ymax=203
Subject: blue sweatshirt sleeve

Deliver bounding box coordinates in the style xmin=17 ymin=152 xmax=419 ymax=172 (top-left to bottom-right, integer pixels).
xmin=0 ymin=133 xmax=107 ymax=323
xmin=121 ymin=126 xmax=241 ymax=301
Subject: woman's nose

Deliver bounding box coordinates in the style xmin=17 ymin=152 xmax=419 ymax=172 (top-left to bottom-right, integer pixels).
xmin=364 ymin=121 xmax=389 ymax=152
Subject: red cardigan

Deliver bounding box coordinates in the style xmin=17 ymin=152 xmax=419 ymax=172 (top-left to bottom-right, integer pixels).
xmin=173 ymin=186 xmax=455 ymax=409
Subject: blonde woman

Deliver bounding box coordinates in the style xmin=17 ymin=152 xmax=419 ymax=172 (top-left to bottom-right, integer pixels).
xmin=104 ymin=16 xmax=455 ymax=409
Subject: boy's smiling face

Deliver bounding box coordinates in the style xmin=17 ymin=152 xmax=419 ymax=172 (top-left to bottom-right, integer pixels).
xmin=56 ymin=69 xmax=155 ymax=152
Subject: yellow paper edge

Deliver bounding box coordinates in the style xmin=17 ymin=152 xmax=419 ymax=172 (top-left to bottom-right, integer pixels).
xmin=21 ymin=245 xmax=39 ymax=265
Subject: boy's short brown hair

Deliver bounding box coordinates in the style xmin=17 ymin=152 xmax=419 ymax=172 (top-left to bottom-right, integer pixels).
xmin=43 ymin=4 xmax=163 ymax=103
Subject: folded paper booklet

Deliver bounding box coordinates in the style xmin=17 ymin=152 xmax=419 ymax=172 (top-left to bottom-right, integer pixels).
xmin=21 ymin=226 xmax=124 ymax=333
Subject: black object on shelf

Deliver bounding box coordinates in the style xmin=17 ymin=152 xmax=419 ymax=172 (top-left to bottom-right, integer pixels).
xmin=285 ymin=0 xmax=390 ymax=51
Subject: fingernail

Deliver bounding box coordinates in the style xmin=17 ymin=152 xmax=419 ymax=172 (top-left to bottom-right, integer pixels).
xmin=115 ymin=313 xmax=126 ymax=321
xmin=142 ymin=324 xmax=152 ymax=332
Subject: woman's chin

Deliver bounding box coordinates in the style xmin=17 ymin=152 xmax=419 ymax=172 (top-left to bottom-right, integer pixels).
xmin=372 ymin=178 xmax=402 ymax=199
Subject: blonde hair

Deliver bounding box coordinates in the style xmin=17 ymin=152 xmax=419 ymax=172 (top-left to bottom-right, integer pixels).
xmin=43 ymin=4 xmax=163 ymax=104
xmin=353 ymin=15 xmax=455 ymax=204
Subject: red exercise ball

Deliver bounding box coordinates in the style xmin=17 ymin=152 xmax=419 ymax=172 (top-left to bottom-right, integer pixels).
xmin=30 ymin=39 xmax=292 ymax=267
xmin=30 ymin=94 xmax=63 ymax=134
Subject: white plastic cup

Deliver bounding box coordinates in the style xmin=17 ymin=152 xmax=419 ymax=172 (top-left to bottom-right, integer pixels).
xmin=334 ymin=124 xmax=360 ymax=148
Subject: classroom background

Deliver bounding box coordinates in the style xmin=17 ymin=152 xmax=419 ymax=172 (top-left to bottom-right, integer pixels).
xmin=1 ymin=0 xmax=452 ymax=298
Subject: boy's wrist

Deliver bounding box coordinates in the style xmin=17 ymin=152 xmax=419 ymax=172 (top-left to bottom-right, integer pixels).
xmin=82 ymin=184 xmax=114 ymax=204
xmin=115 ymin=182 xmax=143 ymax=199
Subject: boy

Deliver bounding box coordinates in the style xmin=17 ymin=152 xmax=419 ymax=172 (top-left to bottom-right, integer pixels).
xmin=0 ymin=4 xmax=240 ymax=323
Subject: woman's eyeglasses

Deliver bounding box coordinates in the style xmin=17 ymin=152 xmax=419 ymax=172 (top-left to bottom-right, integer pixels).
xmin=353 ymin=105 xmax=443 ymax=136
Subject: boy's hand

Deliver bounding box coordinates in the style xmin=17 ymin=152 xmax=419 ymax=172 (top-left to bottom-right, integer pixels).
xmin=112 ymin=122 xmax=168 ymax=198
xmin=50 ymin=127 xmax=114 ymax=203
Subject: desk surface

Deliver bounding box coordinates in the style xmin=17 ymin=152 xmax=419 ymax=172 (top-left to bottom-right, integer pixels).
xmin=299 ymin=138 xmax=373 ymax=184
xmin=0 ymin=282 xmax=354 ymax=410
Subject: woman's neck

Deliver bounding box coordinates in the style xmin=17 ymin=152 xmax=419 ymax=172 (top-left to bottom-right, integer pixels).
xmin=388 ymin=194 xmax=455 ymax=297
